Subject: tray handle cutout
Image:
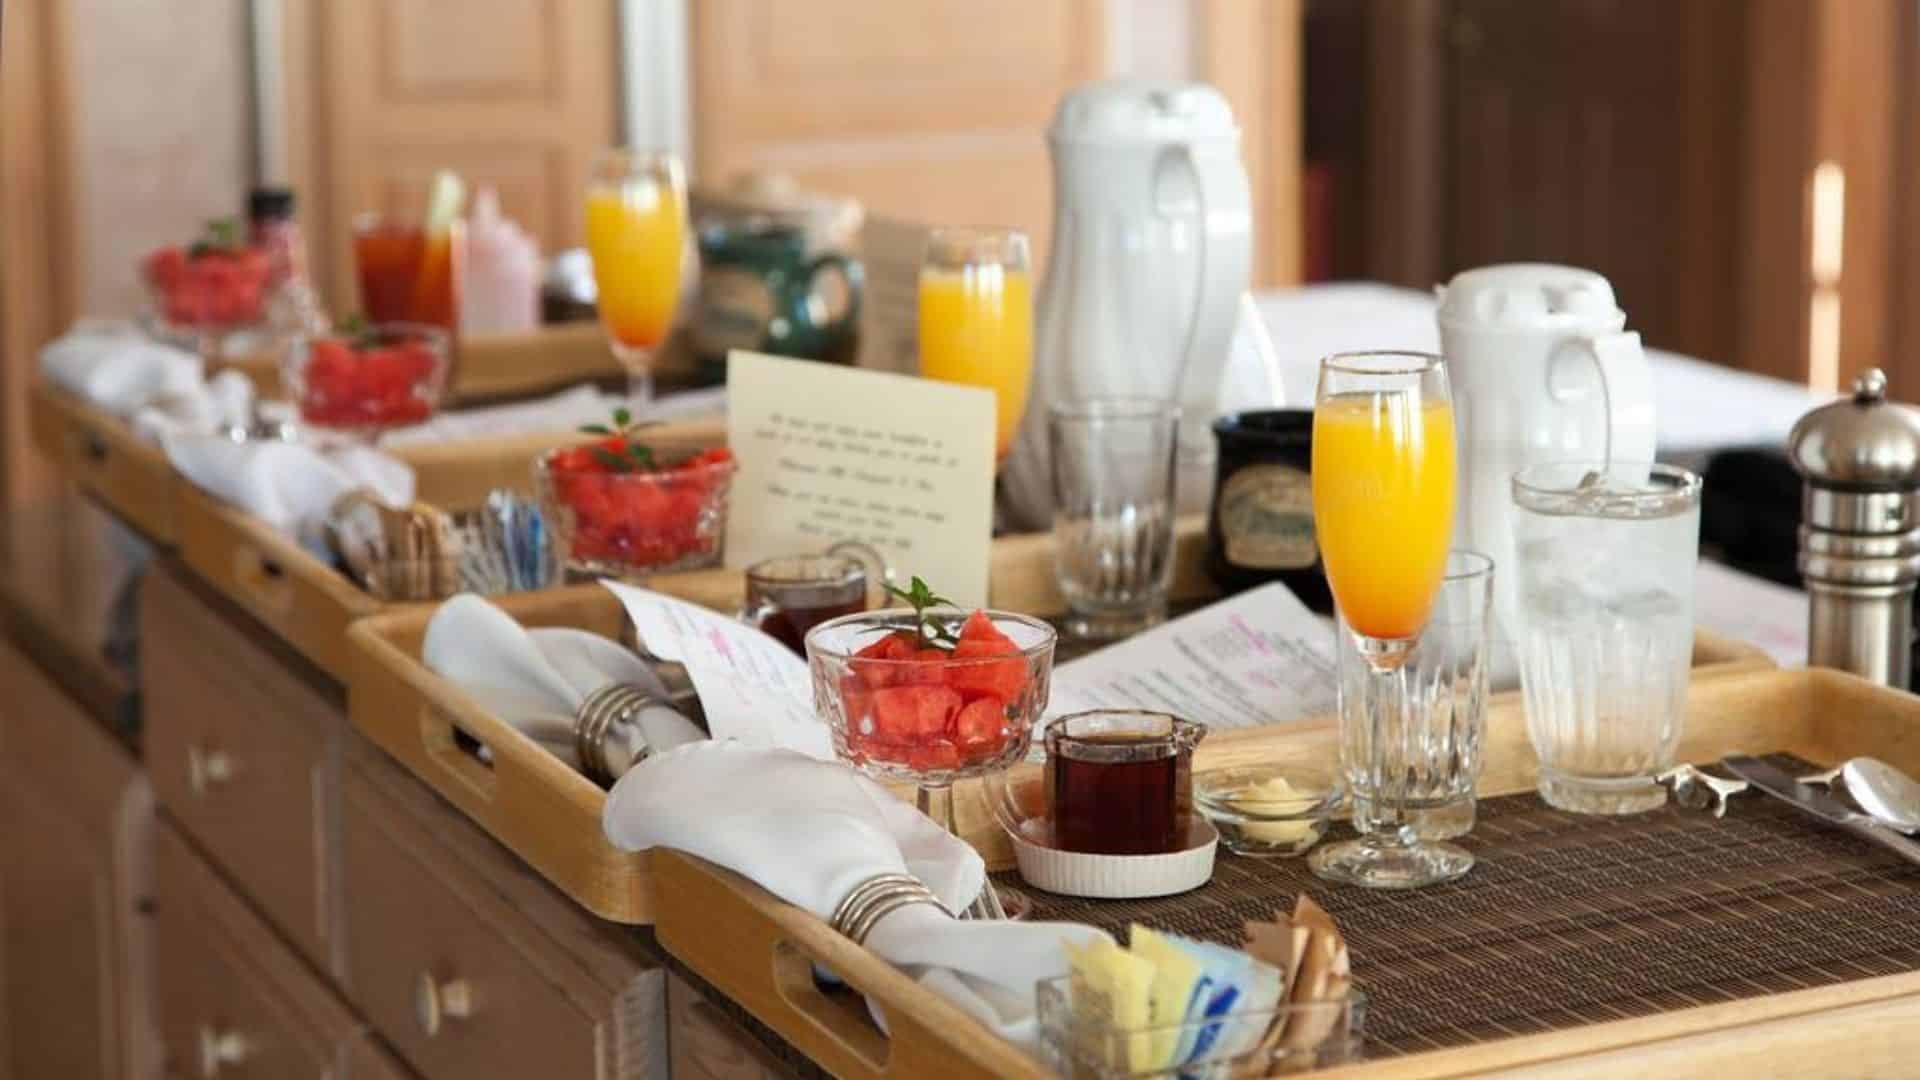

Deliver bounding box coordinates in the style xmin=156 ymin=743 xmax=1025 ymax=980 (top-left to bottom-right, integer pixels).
xmin=230 ymin=545 xmax=295 ymax=618
xmin=71 ymin=428 xmax=109 ymax=467
xmin=418 ymin=704 xmax=500 ymax=802
xmin=769 ymin=940 xmax=893 ymax=1074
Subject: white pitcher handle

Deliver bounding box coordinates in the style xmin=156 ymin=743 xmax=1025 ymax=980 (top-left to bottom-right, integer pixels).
xmin=1159 ymin=141 xmax=1251 ymax=427
xmin=1547 ymin=331 xmax=1655 ymax=468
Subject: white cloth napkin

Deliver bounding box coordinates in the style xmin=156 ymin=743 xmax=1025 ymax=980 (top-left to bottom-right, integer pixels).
xmin=378 ymin=384 xmax=622 ymax=447
xmin=40 ymin=321 xmax=206 ymax=417
xmin=422 ymin=593 xmax=706 ymax=770
xmin=163 ymin=433 xmax=415 ymax=550
xmin=603 ymin=740 xmax=1108 ymax=1048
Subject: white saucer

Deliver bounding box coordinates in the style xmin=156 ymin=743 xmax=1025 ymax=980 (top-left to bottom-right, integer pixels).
xmin=1007 ymin=819 xmax=1219 ymax=899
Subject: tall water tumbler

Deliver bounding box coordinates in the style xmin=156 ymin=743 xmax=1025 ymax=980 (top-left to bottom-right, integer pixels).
xmin=1513 ymin=463 xmax=1702 ymax=815
xmin=1338 ymin=551 xmax=1494 ymax=844
xmin=1050 ymin=398 xmax=1180 ymax=641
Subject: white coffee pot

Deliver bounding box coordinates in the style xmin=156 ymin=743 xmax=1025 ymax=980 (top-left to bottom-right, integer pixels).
xmin=1436 ymin=263 xmax=1656 ymax=636
xmin=1000 ymin=80 xmax=1283 ymax=532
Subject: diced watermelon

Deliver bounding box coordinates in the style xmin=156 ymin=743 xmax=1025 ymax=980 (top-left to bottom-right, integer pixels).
xmin=951 ymin=696 xmax=1008 ymax=753
xmin=906 ymin=741 xmax=962 ymax=772
xmin=958 ymin=610 xmax=1017 ymax=650
xmin=948 ymin=638 xmax=1028 ymax=702
xmin=870 ymin=685 xmax=960 ymax=742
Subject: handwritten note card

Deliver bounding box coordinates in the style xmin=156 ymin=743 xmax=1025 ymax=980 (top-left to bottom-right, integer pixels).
xmin=726 ymin=351 xmax=997 ymax=606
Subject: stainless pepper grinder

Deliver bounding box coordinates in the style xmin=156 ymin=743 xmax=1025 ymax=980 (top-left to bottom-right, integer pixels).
xmin=1787 ymin=369 xmax=1920 ymax=687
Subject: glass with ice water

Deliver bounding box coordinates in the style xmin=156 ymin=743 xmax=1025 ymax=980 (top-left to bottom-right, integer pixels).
xmin=1049 ymin=398 xmax=1179 ymax=640
xmin=1512 ymin=463 xmax=1702 ymax=814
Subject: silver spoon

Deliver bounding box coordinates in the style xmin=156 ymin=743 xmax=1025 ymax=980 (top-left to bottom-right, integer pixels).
xmin=1802 ymin=757 xmax=1920 ymax=834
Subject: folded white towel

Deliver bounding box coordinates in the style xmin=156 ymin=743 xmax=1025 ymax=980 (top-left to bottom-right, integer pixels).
xmin=163 ymin=433 xmax=415 ymax=550
xmin=422 ymin=593 xmax=706 ymax=770
xmin=603 ymin=740 xmax=1107 ymax=1047
xmin=41 ymin=321 xmax=204 ymax=417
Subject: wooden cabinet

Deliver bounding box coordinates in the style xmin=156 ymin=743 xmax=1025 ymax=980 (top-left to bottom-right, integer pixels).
xmin=153 ymin=821 xmax=403 ymax=1080
xmin=0 ymin=635 xmax=159 ymax=1079
xmin=141 ymin=565 xmax=345 ymax=977
xmin=340 ymin=739 xmax=667 ymax=1080
xmin=667 ymin=975 xmax=797 ymax=1080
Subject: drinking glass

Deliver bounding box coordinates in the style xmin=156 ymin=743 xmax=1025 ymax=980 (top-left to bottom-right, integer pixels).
xmin=1308 ymin=350 xmax=1466 ymax=889
xmin=585 ymin=148 xmax=690 ymax=406
xmin=918 ymin=227 xmax=1034 ymax=460
xmin=353 ymin=213 xmax=464 ymax=329
xmin=1513 ymin=462 xmax=1702 ymax=814
xmin=1341 ymin=551 xmax=1493 ymax=843
xmin=1049 ymin=397 xmax=1180 ymax=641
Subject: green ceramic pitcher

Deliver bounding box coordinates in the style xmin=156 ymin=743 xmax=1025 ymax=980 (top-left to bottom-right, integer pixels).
xmin=692 ymin=222 xmax=861 ymax=373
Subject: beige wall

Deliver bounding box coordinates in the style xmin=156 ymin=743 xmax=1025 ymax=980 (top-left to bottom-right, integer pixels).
xmin=66 ymin=0 xmax=253 ymax=317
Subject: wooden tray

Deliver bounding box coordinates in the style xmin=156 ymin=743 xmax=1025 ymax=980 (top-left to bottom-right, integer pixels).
xmin=344 ymin=526 xmax=1772 ymax=925
xmin=174 ymin=417 xmax=726 ymax=682
xmin=31 ymin=382 xmax=184 ymax=543
xmin=651 ymin=666 xmax=1920 ymax=1080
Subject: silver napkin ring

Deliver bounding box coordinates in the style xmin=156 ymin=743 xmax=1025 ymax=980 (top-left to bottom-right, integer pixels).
xmin=828 ymin=873 xmax=948 ymax=946
xmin=575 ymin=682 xmax=661 ymax=784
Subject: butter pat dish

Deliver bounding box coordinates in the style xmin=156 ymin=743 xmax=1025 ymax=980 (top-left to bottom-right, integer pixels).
xmin=1195 ymin=763 xmax=1342 ymax=857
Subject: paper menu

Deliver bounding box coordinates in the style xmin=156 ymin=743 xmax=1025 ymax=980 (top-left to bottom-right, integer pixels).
xmin=725 ymin=350 xmax=997 ymax=606
xmin=601 ymin=581 xmax=831 ymax=761
xmin=1044 ymin=583 xmax=1339 ymax=733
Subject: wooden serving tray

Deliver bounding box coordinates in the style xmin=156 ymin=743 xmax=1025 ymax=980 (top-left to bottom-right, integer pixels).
xmin=32 ymin=382 xmax=184 ymax=543
xmin=651 ymin=667 xmax=1920 ymax=1080
xmin=174 ymin=417 xmax=726 ymax=682
xmin=344 ymin=525 xmax=1771 ymax=926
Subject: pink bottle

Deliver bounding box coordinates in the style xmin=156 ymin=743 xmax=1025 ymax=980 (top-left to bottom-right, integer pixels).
xmin=458 ymin=187 xmax=541 ymax=336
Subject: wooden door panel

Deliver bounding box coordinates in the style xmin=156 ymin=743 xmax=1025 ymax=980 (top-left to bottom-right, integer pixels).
xmin=313 ymin=0 xmax=617 ymax=308
xmin=693 ymin=0 xmax=1104 ymax=259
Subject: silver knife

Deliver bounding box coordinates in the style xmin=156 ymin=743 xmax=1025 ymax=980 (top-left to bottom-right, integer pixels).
xmin=1722 ymin=755 xmax=1920 ymax=868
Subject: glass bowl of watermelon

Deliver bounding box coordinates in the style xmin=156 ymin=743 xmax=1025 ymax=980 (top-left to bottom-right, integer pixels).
xmin=142 ymin=220 xmax=275 ymax=349
xmin=283 ymin=321 xmax=451 ymax=435
xmin=533 ymin=432 xmax=736 ymax=579
xmin=805 ymin=604 xmax=1057 ymax=786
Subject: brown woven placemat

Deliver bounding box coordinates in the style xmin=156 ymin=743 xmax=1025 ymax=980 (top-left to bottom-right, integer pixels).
xmin=1000 ymin=754 xmax=1920 ymax=1057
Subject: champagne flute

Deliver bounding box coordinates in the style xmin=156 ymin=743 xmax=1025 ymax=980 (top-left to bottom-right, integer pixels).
xmin=917 ymin=227 xmax=1034 ymax=461
xmin=1309 ymin=351 xmax=1469 ymax=889
xmin=584 ymin=148 xmax=689 ymax=406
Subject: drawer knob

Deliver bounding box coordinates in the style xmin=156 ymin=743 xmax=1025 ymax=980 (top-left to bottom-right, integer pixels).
xmin=188 ymin=745 xmax=234 ymax=794
xmin=198 ymin=1027 xmax=249 ymax=1076
xmin=415 ymin=973 xmax=473 ymax=1036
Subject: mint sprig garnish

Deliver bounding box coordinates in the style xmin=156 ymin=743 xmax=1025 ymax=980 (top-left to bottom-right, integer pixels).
xmin=885 ymin=575 xmax=960 ymax=649
xmin=578 ymin=406 xmax=661 ymax=473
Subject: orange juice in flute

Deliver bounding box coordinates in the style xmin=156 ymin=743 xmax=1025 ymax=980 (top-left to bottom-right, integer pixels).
xmin=918 ymin=228 xmax=1033 ymax=459
xmin=585 ymin=148 xmax=688 ymax=403
xmin=1311 ymin=390 xmax=1456 ymax=641
xmin=1309 ymin=350 xmax=1470 ymax=890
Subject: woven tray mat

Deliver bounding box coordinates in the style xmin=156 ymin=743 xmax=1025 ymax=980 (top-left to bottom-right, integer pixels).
xmin=1001 ymin=754 xmax=1920 ymax=1057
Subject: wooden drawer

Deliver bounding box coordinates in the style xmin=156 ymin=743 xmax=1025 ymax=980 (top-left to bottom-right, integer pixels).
xmin=153 ymin=821 xmax=386 ymax=1079
xmin=31 ymin=381 xmax=182 ymax=544
xmin=141 ymin=564 xmax=343 ymax=975
xmin=668 ymin=975 xmax=796 ymax=1080
xmin=341 ymin=740 xmax=666 ymax=1080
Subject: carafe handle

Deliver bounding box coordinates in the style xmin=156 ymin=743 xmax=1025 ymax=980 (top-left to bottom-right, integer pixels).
xmin=1157 ymin=141 xmax=1251 ymax=430
xmin=1547 ymin=330 xmax=1655 ymax=467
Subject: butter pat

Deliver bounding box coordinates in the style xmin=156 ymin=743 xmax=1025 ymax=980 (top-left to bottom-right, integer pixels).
xmin=1228 ymin=776 xmax=1321 ymax=845
xmin=1065 ymin=937 xmax=1156 ymax=1070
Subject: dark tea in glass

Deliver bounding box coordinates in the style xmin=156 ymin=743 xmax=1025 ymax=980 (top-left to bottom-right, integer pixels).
xmin=743 ymin=555 xmax=869 ymax=654
xmin=1044 ymin=711 xmax=1205 ymax=855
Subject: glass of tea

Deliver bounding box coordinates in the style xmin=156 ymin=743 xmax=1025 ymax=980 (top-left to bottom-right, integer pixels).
xmin=1042 ymin=710 xmax=1206 ymax=856
xmin=740 ymin=541 xmax=888 ymax=654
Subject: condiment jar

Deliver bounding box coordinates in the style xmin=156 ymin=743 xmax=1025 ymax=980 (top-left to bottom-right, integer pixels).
xmin=1205 ymin=410 xmax=1332 ymax=611
xmin=1787 ymin=369 xmax=1920 ymax=687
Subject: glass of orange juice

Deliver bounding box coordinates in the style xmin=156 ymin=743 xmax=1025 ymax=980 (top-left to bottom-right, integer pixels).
xmin=1309 ymin=350 xmax=1470 ymax=889
xmin=585 ymin=148 xmax=689 ymax=405
xmin=918 ymin=227 xmax=1033 ymax=461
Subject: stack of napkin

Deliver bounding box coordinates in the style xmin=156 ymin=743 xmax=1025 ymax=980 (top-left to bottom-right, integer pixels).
xmin=603 ymin=741 xmax=1109 ymax=1047
xmin=422 ymin=594 xmax=706 ymax=771
xmin=40 ymin=321 xmax=256 ymax=436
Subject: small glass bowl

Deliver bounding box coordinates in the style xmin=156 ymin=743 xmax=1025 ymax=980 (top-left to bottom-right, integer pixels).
xmin=281 ymin=322 xmax=451 ymax=435
xmin=804 ymin=608 xmax=1056 ymax=786
xmin=532 ymin=446 xmax=735 ymax=578
xmin=1194 ymin=762 xmax=1343 ymax=858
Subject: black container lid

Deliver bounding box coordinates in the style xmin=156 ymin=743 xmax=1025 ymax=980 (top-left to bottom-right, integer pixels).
xmin=249 ymin=186 xmax=296 ymax=221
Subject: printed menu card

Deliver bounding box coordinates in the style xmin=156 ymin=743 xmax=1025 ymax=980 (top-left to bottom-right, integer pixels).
xmin=725 ymin=350 xmax=997 ymax=606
